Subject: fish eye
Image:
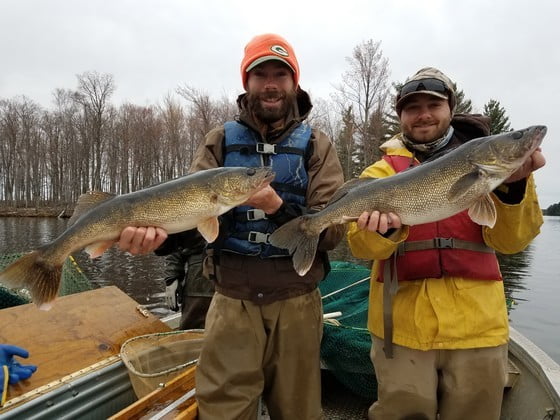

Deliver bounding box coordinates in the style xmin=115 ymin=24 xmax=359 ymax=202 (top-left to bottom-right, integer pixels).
xmin=246 ymin=168 xmax=256 ymax=176
xmin=512 ymin=131 xmax=523 ymax=140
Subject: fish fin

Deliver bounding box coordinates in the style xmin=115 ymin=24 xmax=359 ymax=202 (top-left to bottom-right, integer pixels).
xmin=447 ymin=171 xmax=482 ymax=203
xmin=475 ymin=163 xmax=507 ymax=176
xmin=197 ymin=217 xmax=220 ymax=243
xmin=0 ymin=251 xmax=62 ymax=307
xmin=85 ymin=241 xmax=114 ymax=258
xmin=468 ymin=194 xmax=497 ymax=227
xmin=327 ymin=178 xmax=372 ymax=205
xmin=68 ymin=191 xmax=116 ymax=226
xmin=341 ymin=216 xmax=360 ymax=223
xmin=269 ymin=216 xmax=319 ymax=276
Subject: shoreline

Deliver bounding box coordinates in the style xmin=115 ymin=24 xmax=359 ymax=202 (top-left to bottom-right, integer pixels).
xmin=0 ymin=207 xmax=72 ymax=218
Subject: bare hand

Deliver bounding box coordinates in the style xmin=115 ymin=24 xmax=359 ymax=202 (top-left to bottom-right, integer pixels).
xmin=356 ymin=211 xmax=402 ymax=235
xmin=242 ymin=185 xmax=283 ymax=214
xmin=505 ymin=148 xmax=545 ymax=183
xmin=118 ymin=226 xmax=168 ymax=255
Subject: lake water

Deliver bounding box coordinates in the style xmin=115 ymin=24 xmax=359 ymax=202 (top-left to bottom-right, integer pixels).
xmin=1 ymin=216 xmax=559 ymax=363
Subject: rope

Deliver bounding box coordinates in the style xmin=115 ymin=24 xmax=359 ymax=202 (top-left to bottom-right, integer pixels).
xmin=321 ymin=276 xmax=370 ymax=300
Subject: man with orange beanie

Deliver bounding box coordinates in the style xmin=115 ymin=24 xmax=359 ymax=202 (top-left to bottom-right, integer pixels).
xmin=117 ymin=34 xmax=344 ymax=419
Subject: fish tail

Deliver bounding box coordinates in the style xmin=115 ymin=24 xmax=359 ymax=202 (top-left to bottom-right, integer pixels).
xmin=0 ymin=251 xmax=62 ymax=308
xmin=269 ymin=216 xmax=320 ymax=276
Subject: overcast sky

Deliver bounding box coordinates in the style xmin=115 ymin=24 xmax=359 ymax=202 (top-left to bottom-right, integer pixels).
xmin=1 ymin=0 xmax=558 ymax=207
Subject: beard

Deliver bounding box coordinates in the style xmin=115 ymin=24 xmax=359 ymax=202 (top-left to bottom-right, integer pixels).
xmin=246 ymin=90 xmax=296 ymax=125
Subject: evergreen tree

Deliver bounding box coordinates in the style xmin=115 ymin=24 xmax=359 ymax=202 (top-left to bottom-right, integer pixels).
xmin=483 ymin=99 xmax=512 ymax=134
xmin=383 ymin=82 xmax=401 ymax=140
xmin=453 ymin=84 xmax=473 ymax=114
xmin=544 ymin=202 xmax=560 ymax=216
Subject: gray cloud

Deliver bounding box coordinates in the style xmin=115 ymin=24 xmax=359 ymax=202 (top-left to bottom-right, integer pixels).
xmin=1 ymin=0 xmax=557 ymax=206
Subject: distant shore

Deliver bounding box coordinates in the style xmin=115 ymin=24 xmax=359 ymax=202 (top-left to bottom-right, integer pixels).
xmin=0 ymin=206 xmax=73 ymax=218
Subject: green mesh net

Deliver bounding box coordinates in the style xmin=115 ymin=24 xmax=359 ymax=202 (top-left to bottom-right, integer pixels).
xmin=319 ymin=261 xmax=377 ymax=401
xmin=0 ymin=253 xmax=93 ymax=309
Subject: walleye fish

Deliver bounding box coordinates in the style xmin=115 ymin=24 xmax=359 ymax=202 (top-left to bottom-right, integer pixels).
xmin=269 ymin=125 xmax=546 ymax=276
xmin=0 ymin=166 xmax=274 ymax=307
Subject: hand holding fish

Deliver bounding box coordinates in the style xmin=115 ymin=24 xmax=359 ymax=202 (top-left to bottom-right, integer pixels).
xmin=118 ymin=226 xmax=168 ymax=255
xmin=504 ymin=148 xmax=545 ymax=184
xmin=241 ymin=185 xmax=283 ymax=214
xmin=356 ymin=211 xmax=402 ymax=235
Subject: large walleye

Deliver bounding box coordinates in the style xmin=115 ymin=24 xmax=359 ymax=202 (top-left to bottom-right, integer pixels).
xmin=0 ymin=167 xmax=274 ymax=307
xmin=269 ymin=126 xmax=546 ymax=276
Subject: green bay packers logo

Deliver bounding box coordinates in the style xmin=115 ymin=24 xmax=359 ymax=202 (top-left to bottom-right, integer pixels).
xmin=270 ymin=45 xmax=289 ymax=57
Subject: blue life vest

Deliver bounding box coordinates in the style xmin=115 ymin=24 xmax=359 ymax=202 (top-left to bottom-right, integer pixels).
xmin=218 ymin=121 xmax=311 ymax=257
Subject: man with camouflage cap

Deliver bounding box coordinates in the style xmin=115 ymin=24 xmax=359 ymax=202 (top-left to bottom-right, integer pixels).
xmin=347 ymin=67 xmax=545 ymax=419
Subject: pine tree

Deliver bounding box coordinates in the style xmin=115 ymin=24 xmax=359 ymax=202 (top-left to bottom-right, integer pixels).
xmin=383 ymin=82 xmax=401 ymax=140
xmin=483 ymin=99 xmax=512 ymax=134
xmin=452 ymin=84 xmax=473 ymax=114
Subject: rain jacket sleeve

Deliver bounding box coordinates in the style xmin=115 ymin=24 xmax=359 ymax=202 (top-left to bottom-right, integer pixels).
xmin=484 ymin=175 xmax=543 ymax=253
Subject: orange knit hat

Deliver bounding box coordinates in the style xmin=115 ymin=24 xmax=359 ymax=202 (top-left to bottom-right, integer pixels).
xmin=240 ymin=33 xmax=300 ymax=89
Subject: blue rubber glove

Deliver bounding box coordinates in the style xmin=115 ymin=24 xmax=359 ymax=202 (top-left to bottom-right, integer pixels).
xmin=0 ymin=344 xmax=37 ymax=392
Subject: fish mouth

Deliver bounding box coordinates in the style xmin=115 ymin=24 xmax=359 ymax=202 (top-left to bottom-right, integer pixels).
xmin=246 ymin=167 xmax=275 ymax=189
xmin=521 ymin=125 xmax=547 ymax=152
xmin=261 ymin=169 xmax=275 ymax=187
xmin=531 ymin=125 xmax=547 ymax=147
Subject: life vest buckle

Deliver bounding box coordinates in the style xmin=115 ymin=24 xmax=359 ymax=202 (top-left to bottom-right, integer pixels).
xmin=247 ymin=209 xmax=267 ymax=221
xmin=434 ymin=237 xmax=454 ymax=248
xmin=248 ymin=231 xmax=270 ymax=244
xmin=256 ymin=143 xmax=277 ymax=154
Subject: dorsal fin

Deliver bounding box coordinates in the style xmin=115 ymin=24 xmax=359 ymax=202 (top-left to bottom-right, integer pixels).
xmin=68 ymin=191 xmax=116 ymax=225
xmin=328 ymin=178 xmax=373 ymax=205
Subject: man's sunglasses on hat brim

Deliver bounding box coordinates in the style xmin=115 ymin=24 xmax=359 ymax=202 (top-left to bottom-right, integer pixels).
xmin=399 ymin=78 xmax=449 ymax=97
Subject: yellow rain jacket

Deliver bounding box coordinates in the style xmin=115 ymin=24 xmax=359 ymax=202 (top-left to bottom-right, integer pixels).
xmin=347 ymin=137 xmax=543 ymax=351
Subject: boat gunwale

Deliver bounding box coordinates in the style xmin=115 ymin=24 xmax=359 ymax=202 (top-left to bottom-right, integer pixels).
xmin=508 ymin=325 xmax=560 ymax=409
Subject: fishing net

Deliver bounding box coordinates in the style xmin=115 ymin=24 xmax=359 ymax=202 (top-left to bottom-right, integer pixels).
xmin=320 ymin=261 xmax=377 ymax=401
xmin=0 ymin=253 xmax=93 ymax=309
xmin=120 ymin=329 xmax=204 ymax=398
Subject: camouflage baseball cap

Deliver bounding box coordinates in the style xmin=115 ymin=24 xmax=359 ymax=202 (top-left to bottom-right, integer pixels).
xmin=396 ymin=67 xmax=456 ymax=115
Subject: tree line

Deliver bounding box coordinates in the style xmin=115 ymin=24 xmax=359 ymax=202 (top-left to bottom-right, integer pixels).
xmin=0 ymin=40 xmax=513 ymax=210
xmin=543 ymin=204 xmax=560 ymax=216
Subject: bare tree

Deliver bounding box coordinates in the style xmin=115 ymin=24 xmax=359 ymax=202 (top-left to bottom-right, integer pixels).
xmin=74 ymin=71 xmax=115 ymax=191
xmin=158 ymin=95 xmax=190 ymax=179
xmin=176 ymin=85 xmax=236 ymax=144
xmin=333 ymin=39 xmax=390 ymax=172
xmin=0 ymin=97 xmax=43 ymax=206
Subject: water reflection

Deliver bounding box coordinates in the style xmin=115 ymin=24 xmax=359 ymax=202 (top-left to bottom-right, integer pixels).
xmin=0 ymin=217 xmax=171 ymax=317
xmin=72 ymin=250 xmax=170 ymax=316
xmin=498 ymin=247 xmax=532 ymax=303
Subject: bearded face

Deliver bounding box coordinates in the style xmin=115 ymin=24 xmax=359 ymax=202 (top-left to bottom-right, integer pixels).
xmin=245 ymin=61 xmax=297 ymax=126
xmin=246 ymin=89 xmax=296 ymax=125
